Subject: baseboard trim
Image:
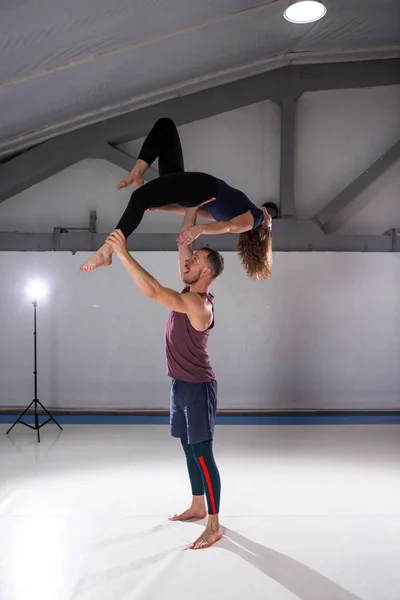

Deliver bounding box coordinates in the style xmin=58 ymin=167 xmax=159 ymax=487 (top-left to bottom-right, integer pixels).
xmin=1 ymin=411 xmax=400 ymax=425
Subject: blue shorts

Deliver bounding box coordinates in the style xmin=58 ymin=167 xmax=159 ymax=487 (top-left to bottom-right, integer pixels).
xmin=170 ymin=379 xmax=218 ymax=445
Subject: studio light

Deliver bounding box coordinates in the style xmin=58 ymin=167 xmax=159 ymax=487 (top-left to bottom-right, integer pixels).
xmin=284 ymin=0 xmax=327 ymax=24
xmin=7 ymin=280 xmax=62 ymax=443
xmin=26 ymin=279 xmax=48 ymax=302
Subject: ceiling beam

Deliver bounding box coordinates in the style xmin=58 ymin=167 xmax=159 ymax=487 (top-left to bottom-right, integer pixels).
xmin=93 ymin=144 xmax=137 ymax=172
xmin=0 ymin=133 xmax=86 ymax=204
xmin=314 ymin=140 xmax=400 ymax=234
xmin=93 ymin=59 xmax=400 ymax=146
xmin=91 ymin=144 xmax=159 ymax=180
xmin=0 ymin=221 xmax=398 ymax=252
xmin=0 ymin=139 xmax=159 ymax=205
xmin=0 ymin=60 xmax=399 ymax=204
xmin=279 ymin=97 xmax=298 ymax=218
xmin=1 ymin=55 xmax=399 ymax=159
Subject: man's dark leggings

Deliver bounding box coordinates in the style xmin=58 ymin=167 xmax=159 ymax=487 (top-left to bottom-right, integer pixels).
xmin=181 ymin=439 xmax=221 ymax=515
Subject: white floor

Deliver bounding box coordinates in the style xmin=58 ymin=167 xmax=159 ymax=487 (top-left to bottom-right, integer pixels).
xmin=1 ymin=423 xmax=399 ymax=600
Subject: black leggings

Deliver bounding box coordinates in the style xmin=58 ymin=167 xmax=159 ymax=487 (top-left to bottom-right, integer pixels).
xmin=116 ymin=118 xmax=219 ymax=237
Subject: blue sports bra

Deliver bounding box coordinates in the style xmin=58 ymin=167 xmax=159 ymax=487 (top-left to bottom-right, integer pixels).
xmin=204 ymin=178 xmax=264 ymax=229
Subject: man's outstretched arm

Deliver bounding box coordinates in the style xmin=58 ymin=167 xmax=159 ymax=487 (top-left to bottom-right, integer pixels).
xmin=106 ymin=229 xmax=208 ymax=317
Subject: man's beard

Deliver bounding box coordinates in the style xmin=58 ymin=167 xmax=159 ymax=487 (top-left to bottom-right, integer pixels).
xmin=183 ymin=272 xmax=201 ymax=285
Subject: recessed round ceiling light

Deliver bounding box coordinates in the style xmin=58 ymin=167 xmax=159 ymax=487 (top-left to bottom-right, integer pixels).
xmin=284 ymin=0 xmax=327 ymax=24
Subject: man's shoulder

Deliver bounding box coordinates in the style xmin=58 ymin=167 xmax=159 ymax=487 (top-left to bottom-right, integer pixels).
xmin=181 ymin=288 xmax=209 ymax=301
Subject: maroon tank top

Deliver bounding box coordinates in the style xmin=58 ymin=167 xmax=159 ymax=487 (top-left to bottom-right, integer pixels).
xmin=165 ymin=288 xmax=216 ymax=383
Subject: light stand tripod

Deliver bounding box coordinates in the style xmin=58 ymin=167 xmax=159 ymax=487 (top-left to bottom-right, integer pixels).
xmin=6 ymin=300 xmax=62 ymax=443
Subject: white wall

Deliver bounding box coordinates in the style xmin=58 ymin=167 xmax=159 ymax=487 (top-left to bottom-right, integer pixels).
xmin=0 ymin=87 xmax=398 ymax=235
xmin=0 ymin=87 xmax=399 ymax=412
xmin=120 ymin=100 xmax=281 ymax=208
xmin=295 ymin=85 xmax=400 ymax=230
xmin=0 ymin=100 xmax=281 ymax=234
xmin=0 ymin=252 xmax=399 ymax=411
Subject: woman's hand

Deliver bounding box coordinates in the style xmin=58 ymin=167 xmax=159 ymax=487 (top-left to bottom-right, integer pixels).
xmin=261 ymin=207 xmax=272 ymax=229
xmin=176 ymin=225 xmax=203 ymax=246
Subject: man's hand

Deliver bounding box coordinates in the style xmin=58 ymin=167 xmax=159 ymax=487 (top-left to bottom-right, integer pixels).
xmin=106 ymin=229 xmax=128 ymax=257
xmin=177 ymin=224 xmax=203 ymax=247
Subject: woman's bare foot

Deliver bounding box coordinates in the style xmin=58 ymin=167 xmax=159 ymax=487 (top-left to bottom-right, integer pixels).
xmin=79 ymin=244 xmax=113 ymax=272
xmin=116 ymin=159 xmax=148 ymax=190
xmin=116 ymin=174 xmax=144 ymax=189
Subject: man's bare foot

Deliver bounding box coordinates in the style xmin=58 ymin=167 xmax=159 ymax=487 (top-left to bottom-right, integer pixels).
xmin=169 ymin=507 xmax=207 ymax=521
xmin=189 ymin=525 xmax=223 ymax=550
xmin=79 ymin=244 xmax=113 ymax=272
xmin=169 ymin=496 xmax=207 ymax=521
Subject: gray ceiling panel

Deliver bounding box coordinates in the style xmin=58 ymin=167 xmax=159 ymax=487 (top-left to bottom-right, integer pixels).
xmin=0 ymin=0 xmax=399 ymax=152
xmin=295 ymin=0 xmax=400 ymax=52
xmin=0 ymin=9 xmax=307 ymax=142
xmin=0 ymin=0 xmax=271 ymax=82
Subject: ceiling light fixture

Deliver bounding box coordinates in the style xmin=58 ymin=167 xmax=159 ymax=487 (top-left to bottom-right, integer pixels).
xmin=284 ymin=0 xmax=327 ymax=24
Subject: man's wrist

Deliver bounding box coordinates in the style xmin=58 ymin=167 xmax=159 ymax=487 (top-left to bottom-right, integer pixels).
xmin=117 ymin=248 xmax=131 ymax=262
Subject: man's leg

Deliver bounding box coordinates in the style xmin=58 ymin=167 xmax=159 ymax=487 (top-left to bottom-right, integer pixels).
xmin=169 ymin=438 xmax=207 ymax=521
xmin=189 ymin=440 xmax=223 ymax=549
xmin=178 ymin=380 xmax=222 ymax=550
xmin=169 ymin=379 xmax=206 ymax=521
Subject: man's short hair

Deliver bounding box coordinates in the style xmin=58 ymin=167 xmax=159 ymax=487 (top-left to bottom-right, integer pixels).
xmin=201 ymin=247 xmax=224 ymax=279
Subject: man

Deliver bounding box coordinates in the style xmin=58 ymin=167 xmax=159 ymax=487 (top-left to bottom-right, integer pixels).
xmin=106 ymin=207 xmax=224 ymax=550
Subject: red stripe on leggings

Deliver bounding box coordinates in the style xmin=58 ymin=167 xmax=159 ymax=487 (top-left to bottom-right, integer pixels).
xmin=199 ymin=456 xmax=217 ymax=514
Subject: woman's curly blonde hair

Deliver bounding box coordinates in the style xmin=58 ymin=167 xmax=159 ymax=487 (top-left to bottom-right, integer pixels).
xmin=237 ymin=226 xmax=273 ymax=280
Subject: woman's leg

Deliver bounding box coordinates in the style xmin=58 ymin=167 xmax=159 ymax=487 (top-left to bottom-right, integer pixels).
xmin=116 ymin=118 xmax=184 ymax=190
xmin=149 ymin=205 xmax=216 ymax=221
xmin=79 ymin=172 xmax=218 ymax=271
xmin=139 ymin=117 xmax=185 ymax=177
xmin=115 ymin=172 xmax=218 ymax=238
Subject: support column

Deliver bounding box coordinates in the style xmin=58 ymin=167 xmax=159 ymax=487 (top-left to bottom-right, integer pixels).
xmin=279 ymin=97 xmax=297 ymax=218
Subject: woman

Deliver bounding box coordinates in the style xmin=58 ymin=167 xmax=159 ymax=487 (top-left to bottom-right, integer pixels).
xmin=80 ymin=118 xmax=272 ymax=279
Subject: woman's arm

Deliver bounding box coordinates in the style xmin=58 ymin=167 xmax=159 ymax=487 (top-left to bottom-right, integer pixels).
xmin=148 ymin=205 xmax=216 ymax=221
xmin=200 ymin=210 xmax=254 ymax=235
xmin=178 ymin=208 xmax=198 ymax=282
xmin=177 ymin=211 xmax=254 ymax=246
